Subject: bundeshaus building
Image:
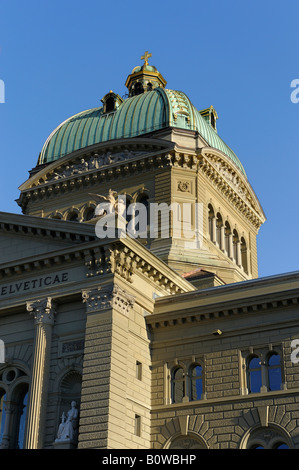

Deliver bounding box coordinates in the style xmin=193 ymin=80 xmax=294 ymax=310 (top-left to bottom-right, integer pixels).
xmin=0 ymin=52 xmax=299 ymax=450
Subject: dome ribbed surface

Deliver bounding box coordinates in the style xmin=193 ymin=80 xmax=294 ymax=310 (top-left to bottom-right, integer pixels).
xmin=38 ymin=88 xmax=246 ymax=176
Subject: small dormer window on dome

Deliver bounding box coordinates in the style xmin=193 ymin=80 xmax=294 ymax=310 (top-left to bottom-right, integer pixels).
xmin=101 ymin=91 xmax=123 ymax=114
xmin=199 ymin=105 xmax=218 ymax=132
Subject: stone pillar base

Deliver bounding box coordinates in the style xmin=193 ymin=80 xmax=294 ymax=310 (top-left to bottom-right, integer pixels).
xmin=53 ymin=439 xmax=77 ymax=450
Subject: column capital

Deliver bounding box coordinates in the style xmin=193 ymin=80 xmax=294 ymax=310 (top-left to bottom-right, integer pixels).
xmin=26 ymin=297 xmax=56 ymax=325
xmin=82 ymin=284 xmax=135 ymax=316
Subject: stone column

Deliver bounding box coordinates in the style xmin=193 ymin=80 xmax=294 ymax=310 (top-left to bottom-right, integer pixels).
xmin=24 ymin=297 xmax=56 ymax=449
xmin=78 ymin=283 xmax=135 ymax=449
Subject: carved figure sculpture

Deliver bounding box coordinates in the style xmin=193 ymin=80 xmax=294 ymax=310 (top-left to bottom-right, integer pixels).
xmin=56 ymin=401 xmax=79 ymax=442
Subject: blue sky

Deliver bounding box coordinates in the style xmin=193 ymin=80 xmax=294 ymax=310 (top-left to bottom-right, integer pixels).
xmin=0 ymin=0 xmax=298 ymax=278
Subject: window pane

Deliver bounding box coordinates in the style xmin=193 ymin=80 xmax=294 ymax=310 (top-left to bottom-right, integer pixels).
xmin=190 ymin=365 xmax=203 ymax=401
xmin=191 ymin=377 xmax=202 ymax=400
xmin=191 ymin=365 xmax=202 ymax=377
xmin=249 ymin=357 xmax=260 ymax=369
xmin=173 ymin=379 xmax=184 ymax=403
xmin=17 ymin=391 xmax=28 ymax=449
xmin=0 ymin=393 xmax=6 ymax=445
xmin=268 ymin=354 xmax=280 ymax=366
xmin=172 ymin=368 xmax=185 ymax=403
xmin=248 ymin=356 xmax=262 ymax=393
xmin=249 ymin=369 xmax=262 ymax=393
xmin=276 ymin=444 xmax=289 ymax=449
xmin=269 ymin=367 xmax=282 ymax=391
xmin=174 ymin=368 xmax=184 ymax=380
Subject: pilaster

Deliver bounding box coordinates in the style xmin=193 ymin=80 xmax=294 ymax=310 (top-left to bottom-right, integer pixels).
xmin=78 ymin=282 xmax=135 ymax=449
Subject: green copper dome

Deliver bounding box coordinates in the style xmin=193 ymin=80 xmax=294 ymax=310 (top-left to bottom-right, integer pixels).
xmin=38 ymin=87 xmax=246 ymax=176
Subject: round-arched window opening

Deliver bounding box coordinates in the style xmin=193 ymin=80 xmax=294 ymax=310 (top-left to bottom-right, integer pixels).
xmin=3 ymin=368 xmax=18 ymax=384
xmin=6 ymin=370 xmax=16 ymax=383
xmin=68 ymin=212 xmax=79 ymax=222
xmin=168 ymin=434 xmax=207 ymax=450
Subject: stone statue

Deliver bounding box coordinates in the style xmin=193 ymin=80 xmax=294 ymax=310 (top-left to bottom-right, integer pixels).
xmin=56 ymin=401 xmax=79 ymax=442
xmin=89 ymin=189 xmax=118 ymax=216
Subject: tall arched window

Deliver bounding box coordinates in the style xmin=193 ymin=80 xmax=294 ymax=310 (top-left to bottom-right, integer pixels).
xmin=15 ymin=387 xmax=28 ymax=449
xmin=171 ymin=367 xmax=185 ymax=403
xmin=189 ymin=364 xmax=203 ymax=401
xmin=241 ymin=236 xmax=248 ymax=273
xmin=0 ymin=390 xmax=6 ymax=447
xmin=216 ymin=213 xmax=224 ymax=250
xmin=67 ymin=212 xmax=79 ymax=222
xmin=208 ymin=204 xmax=215 ymax=242
xmin=225 ymin=221 xmax=232 ymax=258
xmin=247 ymin=356 xmax=262 ymax=393
xmin=267 ymin=353 xmax=282 ymax=391
xmin=84 ymin=207 xmax=95 ymax=221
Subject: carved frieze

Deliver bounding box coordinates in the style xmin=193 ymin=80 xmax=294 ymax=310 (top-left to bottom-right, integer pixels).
xmin=49 ymin=150 xmax=145 ymax=181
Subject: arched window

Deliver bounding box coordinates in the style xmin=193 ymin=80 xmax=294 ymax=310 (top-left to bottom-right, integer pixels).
xmin=84 ymin=207 xmax=95 ymax=221
xmin=225 ymin=221 xmax=232 ymax=257
xmin=267 ymin=353 xmax=282 ymax=391
xmin=0 ymin=390 xmax=6 ymax=446
xmin=233 ymin=229 xmax=239 ymax=262
xmin=15 ymin=387 xmax=28 ymax=449
xmin=133 ymin=82 xmax=144 ymax=96
xmin=171 ymin=367 xmax=185 ymax=403
xmin=216 ymin=213 xmax=224 ymax=250
xmin=210 ymin=112 xmax=216 ymax=129
xmin=189 ymin=364 xmax=203 ymax=401
xmin=243 ymin=425 xmax=292 ymax=449
xmin=241 ymin=236 xmax=248 ymax=273
xmin=67 ymin=212 xmax=79 ymax=222
xmin=247 ymin=356 xmax=262 ymax=393
xmin=208 ymin=204 xmax=215 ymax=241
xmin=104 ymin=96 xmax=115 ymax=113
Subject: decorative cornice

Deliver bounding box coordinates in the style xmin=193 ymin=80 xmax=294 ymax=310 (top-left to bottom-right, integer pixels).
xmin=199 ymin=149 xmax=265 ymax=229
xmin=26 ymin=297 xmax=56 ymax=325
xmin=83 ymin=239 xmax=192 ymax=294
xmin=82 ymin=284 xmax=135 ymax=315
xmin=146 ymin=291 xmax=299 ymax=330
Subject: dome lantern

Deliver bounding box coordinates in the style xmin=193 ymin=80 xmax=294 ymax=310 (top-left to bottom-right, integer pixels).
xmin=125 ymin=51 xmax=167 ymax=97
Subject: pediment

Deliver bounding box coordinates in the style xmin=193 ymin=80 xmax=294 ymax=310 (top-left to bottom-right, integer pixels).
xmin=19 ymin=138 xmax=174 ymax=191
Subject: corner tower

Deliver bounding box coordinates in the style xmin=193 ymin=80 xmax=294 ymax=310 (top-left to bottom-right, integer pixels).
xmin=17 ymin=53 xmax=266 ymax=285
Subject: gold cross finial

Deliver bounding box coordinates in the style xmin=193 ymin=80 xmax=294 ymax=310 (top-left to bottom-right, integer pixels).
xmin=141 ymin=51 xmax=152 ymax=66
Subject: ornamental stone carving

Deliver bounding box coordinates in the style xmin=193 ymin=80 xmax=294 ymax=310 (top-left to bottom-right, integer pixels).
xmin=82 ymin=284 xmax=135 ymax=315
xmin=26 ymin=297 xmax=56 ymax=325
xmin=49 ymin=150 xmax=145 ymax=181
xmin=177 ymin=181 xmax=191 ymax=193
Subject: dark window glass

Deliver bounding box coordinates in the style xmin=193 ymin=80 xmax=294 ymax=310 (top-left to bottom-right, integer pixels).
xmin=190 ymin=365 xmax=203 ymax=401
xmin=172 ymin=367 xmax=185 ymax=403
xmin=105 ymin=97 xmax=115 ymax=113
xmin=268 ymin=354 xmax=282 ymax=391
xmin=248 ymin=356 xmax=262 ymax=393
xmin=0 ymin=392 xmax=6 ymax=445
xmin=17 ymin=390 xmax=28 ymax=449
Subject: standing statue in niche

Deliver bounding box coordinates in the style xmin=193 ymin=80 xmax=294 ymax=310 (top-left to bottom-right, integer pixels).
xmin=56 ymin=401 xmax=79 ymax=442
